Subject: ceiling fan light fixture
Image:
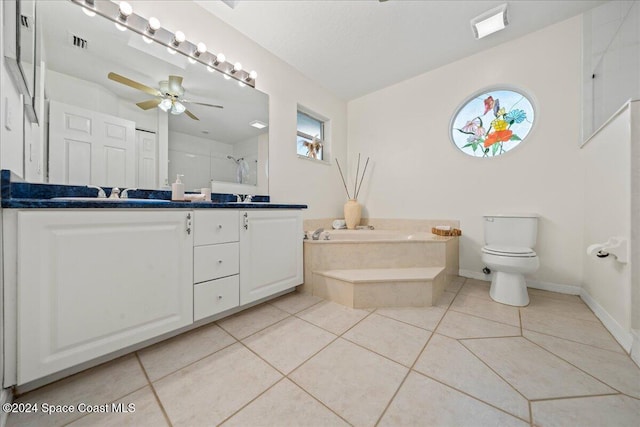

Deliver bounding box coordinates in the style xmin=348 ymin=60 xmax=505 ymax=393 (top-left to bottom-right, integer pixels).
xmin=158 ymin=99 xmax=172 ymax=112
xmin=171 ymin=101 xmax=186 ymax=115
xmin=471 ymin=3 xmax=508 ymax=39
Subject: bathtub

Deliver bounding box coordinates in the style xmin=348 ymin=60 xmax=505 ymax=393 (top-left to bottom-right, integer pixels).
xmin=301 ymin=228 xmax=460 ymax=305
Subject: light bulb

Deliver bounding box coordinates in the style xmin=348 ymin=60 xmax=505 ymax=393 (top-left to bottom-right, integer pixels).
xmin=167 ymin=47 xmax=176 ymax=55
xmin=82 ymin=7 xmax=96 ymax=17
xmin=196 ymin=43 xmax=207 ymax=54
xmin=238 ymin=81 xmax=246 ymax=88
xmin=216 ymin=53 xmax=226 ymax=64
xmin=232 ymin=62 xmax=242 ymax=73
xmin=119 ymin=1 xmax=133 ymax=17
xmin=188 ymin=58 xmax=197 ymax=64
xmin=223 ymin=74 xmax=231 ymax=80
xmin=158 ymin=99 xmax=172 ymax=112
xmin=115 ymin=22 xmax=127 ymax=31
xmin=207 ymin=66 xmax=215 ymax=73
xmin=148 ymin=17 xmax=161 ymax=31
xmin=142 ymin=35 xmax=153 ymax=44
xmin=249 ymin=70 xmax=257 ymax=80
xmin=174 ymin=31 xmax=186 ymax=44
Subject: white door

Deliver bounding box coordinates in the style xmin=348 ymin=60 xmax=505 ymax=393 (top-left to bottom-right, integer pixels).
xmin=17 ymin=210 xmax=194 ymax=384
xmin=239 ymin=210 xmax=303 ymax=305
xmin=49 ymin=100 xmax=136 ymax=187
xmin=136 ymin=129 xmax=158 ymax=189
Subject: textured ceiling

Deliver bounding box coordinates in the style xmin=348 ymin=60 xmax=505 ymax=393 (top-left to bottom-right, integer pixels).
xmin=196 ymin=0 xmax=604 ymax=100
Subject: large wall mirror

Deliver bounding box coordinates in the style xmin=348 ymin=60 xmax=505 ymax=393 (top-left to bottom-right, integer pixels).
xmin=36 ymin=0 xmax=268 ymax=193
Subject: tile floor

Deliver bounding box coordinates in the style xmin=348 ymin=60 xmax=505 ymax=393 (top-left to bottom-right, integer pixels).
xmin=7 ymin=277 xmax=640 ymax=427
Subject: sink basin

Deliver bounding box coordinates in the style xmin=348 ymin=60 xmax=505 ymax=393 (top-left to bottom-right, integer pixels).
xmin=51 ymin=197 xmax=171 ymax=203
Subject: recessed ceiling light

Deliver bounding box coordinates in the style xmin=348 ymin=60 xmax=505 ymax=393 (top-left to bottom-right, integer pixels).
xmin=471 ymin=3 xmax=508 ymax=39
xmin=249 ymin=120 xmax=267 ymax=129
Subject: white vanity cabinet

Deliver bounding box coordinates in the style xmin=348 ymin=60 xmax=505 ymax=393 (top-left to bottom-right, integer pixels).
xmin=15 ymin=210 xmax=194 ymax=385
xmin=240 ymin=210 xmax=303 ymax=305
xmin=192 ymin=211 xmax=240 ymax=321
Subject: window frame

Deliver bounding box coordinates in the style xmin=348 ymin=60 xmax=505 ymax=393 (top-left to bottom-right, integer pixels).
xmin=296 ymin=106 xmax=330 ymax=164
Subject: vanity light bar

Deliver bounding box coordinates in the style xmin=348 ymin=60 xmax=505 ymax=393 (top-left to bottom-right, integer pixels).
xmin=71 ymin=0 xmax=256 ymax=87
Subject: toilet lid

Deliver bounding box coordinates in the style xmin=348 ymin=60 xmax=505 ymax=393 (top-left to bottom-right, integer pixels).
xmin=482 ymin=245 xmax=536 ymax=257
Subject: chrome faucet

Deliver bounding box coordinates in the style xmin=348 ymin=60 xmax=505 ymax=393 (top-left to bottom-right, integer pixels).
xmin=244 ymin=195 xmax=253 ymax=203
xmin=86 ymin=185 xmax=107 ymax=198
xmin=121 ymin=188 xmax=138 ymax=199
xmin=109 ymin=187 xmax=120 ymax=199
xmin=312 ymin=228 xmax=324 ymax=240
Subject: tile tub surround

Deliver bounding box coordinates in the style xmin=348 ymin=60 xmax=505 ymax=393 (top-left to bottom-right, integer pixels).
xmin=301 ymin=224 xmax=459 ymax=309
xmin=8 ymin=279 xmax=640 ymax=427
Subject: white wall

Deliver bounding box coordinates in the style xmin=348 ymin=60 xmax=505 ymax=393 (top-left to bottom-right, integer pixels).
xmin=580 ymin=102 xmax=633 ymax=350
xmin=347 ymin=17 xmax=584 ymax=287
xmin=129 ymin=1 xmax=348 ymax=218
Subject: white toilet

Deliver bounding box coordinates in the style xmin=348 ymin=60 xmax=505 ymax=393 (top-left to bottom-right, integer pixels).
xmin=481 ymin=214 xmax=539 ymax=306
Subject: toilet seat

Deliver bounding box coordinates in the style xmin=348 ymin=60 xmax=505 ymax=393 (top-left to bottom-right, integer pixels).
xmin=482 ymin=245 xmax=536 ymax=257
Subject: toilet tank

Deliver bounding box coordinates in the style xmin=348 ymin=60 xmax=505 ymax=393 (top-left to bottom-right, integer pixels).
xmin=483 ymin=214 xmax=538 ymax=248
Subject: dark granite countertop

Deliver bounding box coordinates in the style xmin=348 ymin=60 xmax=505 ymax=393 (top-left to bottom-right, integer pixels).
xmin=1 ymin=170 xmax=307 ymax=210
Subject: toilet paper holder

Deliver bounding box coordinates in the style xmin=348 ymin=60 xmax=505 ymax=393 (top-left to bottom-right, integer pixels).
xmin=586 ymin=237 xmax=628 ymax=264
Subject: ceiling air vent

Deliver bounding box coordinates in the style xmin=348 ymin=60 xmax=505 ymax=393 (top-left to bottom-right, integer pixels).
xmin=67 ymin=32 xmax=89 ymax=50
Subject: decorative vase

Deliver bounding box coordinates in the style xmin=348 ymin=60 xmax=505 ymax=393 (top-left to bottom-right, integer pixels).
xmin=344 ymin=199 xmax=362 ymax=230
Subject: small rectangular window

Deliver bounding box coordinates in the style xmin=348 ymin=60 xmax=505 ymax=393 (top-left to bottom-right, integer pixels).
xmin=297 ymin=109 xmax=325 ymax=161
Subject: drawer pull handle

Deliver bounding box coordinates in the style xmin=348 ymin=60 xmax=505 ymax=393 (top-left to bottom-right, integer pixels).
xmin=218 ymin=224 xmax=223 ymax=229
xmin=218 ymin=295 xmax=223 ymax=300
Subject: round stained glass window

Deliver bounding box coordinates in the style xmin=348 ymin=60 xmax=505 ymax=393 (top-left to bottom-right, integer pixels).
xmin=450 ymin=89 xmax=535 ymax=157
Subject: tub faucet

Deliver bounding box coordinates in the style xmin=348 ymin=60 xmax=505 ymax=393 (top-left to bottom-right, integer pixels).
xmin=86 ymin=185 xmax=107 ymax=198
xmin=121 ymin=188 xmax=138 ymax=199
xmin=312 ymin=228 xmax=324 ymax=240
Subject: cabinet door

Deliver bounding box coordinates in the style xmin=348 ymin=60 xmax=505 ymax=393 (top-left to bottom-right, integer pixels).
xmin=239 ymin=210 xmax=303 ymax=305
xmin=17 ymin=210 xmax=193 ymax=384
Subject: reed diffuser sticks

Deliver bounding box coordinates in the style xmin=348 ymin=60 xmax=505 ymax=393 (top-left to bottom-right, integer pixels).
xmin=336 ymin=154 xmax=370 ymax=200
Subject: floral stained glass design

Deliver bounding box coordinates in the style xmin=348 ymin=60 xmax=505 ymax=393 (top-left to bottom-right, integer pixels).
xmin=451 ymin=89 xmax=535 ymax=157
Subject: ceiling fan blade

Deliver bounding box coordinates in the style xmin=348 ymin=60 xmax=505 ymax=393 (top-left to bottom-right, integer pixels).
xmin=182 ymin=100 xmax=224 ymax=109
xmin=136 ymin=99 xmax=162 ymax=110
xmin=184 ymin=109 xmax=200 ymax=121
xmin=168 ymin=75 xmax=184 ymax=94
xmin=108 ymin=72 xmax=162 ymax=97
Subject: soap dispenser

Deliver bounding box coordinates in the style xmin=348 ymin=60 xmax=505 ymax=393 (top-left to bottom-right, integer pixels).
xmin=171 ymin=174 xmax=185 ymax=201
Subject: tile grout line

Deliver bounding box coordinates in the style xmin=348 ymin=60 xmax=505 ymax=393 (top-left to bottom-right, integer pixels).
xmin=141 ymin=338 xmax=239 ymax=384
xmin=372 ymin=278 xmax=467 ymax=426
xmin=521 ymin=326 xmax=629 ymax=356
xmin=528 ymin=391 xmax=623 ymax=403
xmin=373 ymin=307 xmax=447 ymax=332
xmin=220 ymin=311 xmax=357 ymax=427
xmin=521 ymin=335 xmax=627 ymax=395
xmin=528 ymin=400 xmax=534 ymax=427
xmin=411 ymin=370 xmax=531 ymax=424
xmin=134 ymin=352 xmax=173 ymax=427
xmin=457 ymin=339 xmax=536 ymax=404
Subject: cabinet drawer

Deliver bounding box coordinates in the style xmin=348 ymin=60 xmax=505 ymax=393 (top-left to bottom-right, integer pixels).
xmin=194 ymin=242 xmax=239 ymax=283
xmin=194 ymin=211 xmax=239 ymax=246
xmin=194 ymin=275 xmax=239 ymax=321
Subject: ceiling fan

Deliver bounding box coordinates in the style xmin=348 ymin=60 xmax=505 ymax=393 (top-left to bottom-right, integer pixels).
xmin=107 ymin=72 xmax=223 ymax=121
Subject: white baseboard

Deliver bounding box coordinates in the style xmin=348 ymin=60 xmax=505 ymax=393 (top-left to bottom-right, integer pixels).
xmin=0 ymin=388 xmax=12 ymax=427
xmin=630 ymin=329 xmax=640 ymax=368
xmin=580 ymin=289 xmax=633 ymax=353
xmin=458 ymin=269 xmax=581 ymax=295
